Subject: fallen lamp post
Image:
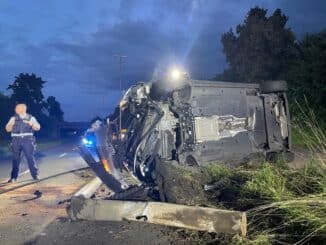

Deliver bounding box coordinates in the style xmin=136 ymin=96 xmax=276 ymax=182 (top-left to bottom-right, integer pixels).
xmin=67 ymin=196 xmax=247 ymax=236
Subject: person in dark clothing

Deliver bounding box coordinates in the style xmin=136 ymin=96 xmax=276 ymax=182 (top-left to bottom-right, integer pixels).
xmin=5 ymin=104 xmax=41 ymax=183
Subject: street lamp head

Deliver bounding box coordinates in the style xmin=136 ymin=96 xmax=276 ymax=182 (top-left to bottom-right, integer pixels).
xmin=168 ymin=67 xmax=188 ymax=81
xmin=170 ymin=68 xmax=182 ymax=80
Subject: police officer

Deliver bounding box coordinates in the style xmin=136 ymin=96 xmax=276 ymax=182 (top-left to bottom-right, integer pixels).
xmin=5 ymin=104 xmax=41 ymax=183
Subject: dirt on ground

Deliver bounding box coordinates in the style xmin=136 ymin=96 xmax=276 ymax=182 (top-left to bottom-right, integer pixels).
xmin=0 ymin=175 xmax=88 ymax=244
xmin=155 ymin=160 xmax=212 ymax=206
xmin=0 ymin=144 xmax=92 ymax=245
xmin=27 ymin=219 xmax=202 ymax=245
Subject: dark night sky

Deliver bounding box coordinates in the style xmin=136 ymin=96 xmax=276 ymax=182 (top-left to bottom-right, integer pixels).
xmin=0 ymin=0 xmax=325 ymax=121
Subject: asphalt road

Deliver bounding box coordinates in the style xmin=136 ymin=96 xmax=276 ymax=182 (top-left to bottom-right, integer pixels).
xmin=0 ymin=141 xmax=200 ymax=245
xmin=0 ymin=141 xmax=82 ymax=179
xmin=0 ymin=141 xmax=92 ymax=245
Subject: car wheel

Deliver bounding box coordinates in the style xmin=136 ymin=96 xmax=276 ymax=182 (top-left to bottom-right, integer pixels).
xmin=260 ymin=80 xmax=287 ymax=93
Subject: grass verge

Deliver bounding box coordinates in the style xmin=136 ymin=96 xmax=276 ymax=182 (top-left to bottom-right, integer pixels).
xmin=205 ymin=100 xmax=326 ymax=244
xmin=206 ymin=161 xmax=325 ymax=244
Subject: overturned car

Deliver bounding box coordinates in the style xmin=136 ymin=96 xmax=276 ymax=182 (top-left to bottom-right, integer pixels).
xmin=79 ymin=77 xmax=293 ymax=198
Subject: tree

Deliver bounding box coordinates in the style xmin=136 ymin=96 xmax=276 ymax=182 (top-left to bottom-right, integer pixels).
xmin=218 ymin=7 xmax=297 ymax=82
xmin=6 ymin=73 xmax=66 ymax=138
xmin=286 ymin=30 xmax=326 ymax=119
xmin=46 ymin=96 xmax=64 ymax=122
xmin=7 ymin=73 xmax=47 ymax=117
xmin=0 ymin=93 xmax=13 ymax=138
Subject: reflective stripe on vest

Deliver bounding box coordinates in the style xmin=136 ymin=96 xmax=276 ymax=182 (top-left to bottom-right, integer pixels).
xmin=11 ymin=132 xmax=34 ymax=137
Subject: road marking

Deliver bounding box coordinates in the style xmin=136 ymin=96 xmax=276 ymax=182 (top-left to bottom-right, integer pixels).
xmin=59 ymin=153 xmax=67 ymax=158
xmin=19 ymin=170 xmax=30 ymax=176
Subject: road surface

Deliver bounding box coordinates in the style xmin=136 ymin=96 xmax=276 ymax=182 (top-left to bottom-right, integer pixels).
xmin=0 ymin=141 xmax=91 ymax=244
xmin=0 ymin=141 xmax=78 ymax=179
xmin=0 ymin=142 xmax=194 ymax=245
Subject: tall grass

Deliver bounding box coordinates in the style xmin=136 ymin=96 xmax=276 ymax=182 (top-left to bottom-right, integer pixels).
xmin=207 ymin=162 xmax=326 ymax=244
xmin=206 ymin=100 xmax=326 ymax=244
xmin=292 ymin=97 xmax=326 ymax=167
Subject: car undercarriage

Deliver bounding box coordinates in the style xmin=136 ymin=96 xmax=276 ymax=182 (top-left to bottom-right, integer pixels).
xmin=78 ymin=78 xmax=293 ymax=198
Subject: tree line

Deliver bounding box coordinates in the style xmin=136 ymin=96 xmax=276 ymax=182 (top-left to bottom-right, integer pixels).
xmin=0 ymin=73 xmax=64 ymax=139
xmin=218 ymin=7 xmax=326 ymax=121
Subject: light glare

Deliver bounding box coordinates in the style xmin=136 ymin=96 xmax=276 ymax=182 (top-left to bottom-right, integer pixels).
xmin=82 ymin=138 xmax=93 ymax=146
xmin=171 ymin=68 xmax=181 ymax=80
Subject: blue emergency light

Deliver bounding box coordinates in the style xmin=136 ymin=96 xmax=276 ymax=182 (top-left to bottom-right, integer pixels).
xmin=82 ymin=136 xmax=95 ymax=147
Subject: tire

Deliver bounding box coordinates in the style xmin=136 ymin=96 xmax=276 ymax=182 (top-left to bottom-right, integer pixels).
xmin=260 ymin=80 xmax=287 ymax=93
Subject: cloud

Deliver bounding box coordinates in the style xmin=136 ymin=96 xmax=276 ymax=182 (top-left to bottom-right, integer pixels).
xmin=1 ymin=0 xmax=326 ymax=120
xmin=52 ymin=18 xmax=188 ymax=90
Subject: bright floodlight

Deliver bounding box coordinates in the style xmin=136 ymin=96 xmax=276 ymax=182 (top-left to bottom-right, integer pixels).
xmin=170 ymin=68 xmax=182 ymax=80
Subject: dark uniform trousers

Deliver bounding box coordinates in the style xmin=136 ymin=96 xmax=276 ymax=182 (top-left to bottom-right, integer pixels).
xmin=11 ymin=136 xmax=38 ymax=179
